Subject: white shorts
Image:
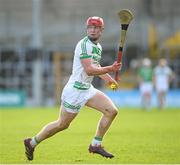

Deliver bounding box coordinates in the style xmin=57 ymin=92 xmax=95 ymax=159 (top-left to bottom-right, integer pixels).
xmin=61 ymin=83 xmax=98 ymax=113
xmin=155 ymin=83 xmax=169 ymax=93
xmin=140 ymin=82 xmax=153 ymax=94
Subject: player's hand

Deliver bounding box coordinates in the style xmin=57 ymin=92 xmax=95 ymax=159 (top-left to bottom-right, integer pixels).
xmin=111 ymin=61 xmax=122 ymax=72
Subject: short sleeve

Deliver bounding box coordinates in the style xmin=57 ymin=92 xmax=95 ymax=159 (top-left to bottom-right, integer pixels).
xmin=79 ymin=38 xmax=92 ymax=59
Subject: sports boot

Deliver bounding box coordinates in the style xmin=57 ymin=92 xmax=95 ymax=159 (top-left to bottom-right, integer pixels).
xmin=24 ymin=138 xmax=35 ymax=161
xmin=88 ymin=144 xmax=114 ymax=158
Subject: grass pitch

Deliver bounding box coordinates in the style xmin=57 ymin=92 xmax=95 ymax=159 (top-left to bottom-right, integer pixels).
xmin=0 ymin=107 xmax=180 ymax=164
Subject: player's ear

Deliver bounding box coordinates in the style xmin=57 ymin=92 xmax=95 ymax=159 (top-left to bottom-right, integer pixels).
xmin=100 ymin=26 xmax=104 ymax=31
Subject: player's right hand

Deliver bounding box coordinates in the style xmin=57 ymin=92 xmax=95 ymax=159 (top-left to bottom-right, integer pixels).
xmin=111 ymin=61 xmax=121 ymax=72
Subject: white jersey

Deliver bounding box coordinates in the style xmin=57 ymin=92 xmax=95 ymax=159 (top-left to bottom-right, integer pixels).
xmin=154 ymin=66 xmax=172 ymax=91
xmin=61 ymin=36 xmax=102 ymax=113
xmin=67 ymin=36 xmax=102 ymax=90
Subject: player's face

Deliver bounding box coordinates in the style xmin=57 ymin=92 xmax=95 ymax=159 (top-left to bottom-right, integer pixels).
xmin=159 ymin=59 xmax=167 ymax=67
xmin=87 ymin=25 xmax=103 ymax=41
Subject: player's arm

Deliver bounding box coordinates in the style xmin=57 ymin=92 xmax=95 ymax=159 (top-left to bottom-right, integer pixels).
xmin=152 ymin=68 xmax=157 ymax=85
xmin=98 ymin=63 xmax=121 ymax=85
xmin=81 ymin=58 xmax=120 ymax=76
xmin=168 ymin=68 xmax=175 ymax=83
xmin=99 ymin=73 xmax=119 ymax=86
xmin=137 ymin=68 xmax=143 ymax=84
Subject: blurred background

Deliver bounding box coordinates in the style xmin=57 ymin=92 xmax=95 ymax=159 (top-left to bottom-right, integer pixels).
xmin=0 ymin=0 xmax=179 ymax=108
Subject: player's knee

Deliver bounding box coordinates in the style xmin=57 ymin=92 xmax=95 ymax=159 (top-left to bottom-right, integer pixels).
xmin=61 ymin=123 xmax=70 ymax=130
xmin=56 ymin=122 xmax=70 ymax=131
xmin=111 ymin=109 xmax=118 ymax=118
xmin=106 ymin=108 xmax=118 ymax=118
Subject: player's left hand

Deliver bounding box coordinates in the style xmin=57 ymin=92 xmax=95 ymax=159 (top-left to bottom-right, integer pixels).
xmin=111 ymin=62 xmax=122 ymax=72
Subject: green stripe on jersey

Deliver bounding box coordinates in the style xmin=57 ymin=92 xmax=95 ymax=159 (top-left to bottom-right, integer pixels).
xmin=80 ymin=53 xmax=92 ymax=59
xmin=73 ymin=81 xmax=90 ymax=90
xmin=81 ymin=37 xmax=88 ymax=55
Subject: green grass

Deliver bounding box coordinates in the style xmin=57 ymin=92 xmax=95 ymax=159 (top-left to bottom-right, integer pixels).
xmin=0 ymin=107 xmax=180 ymax=164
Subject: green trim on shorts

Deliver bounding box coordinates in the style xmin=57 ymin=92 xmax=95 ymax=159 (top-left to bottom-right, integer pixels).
xmin=63 ymin=101 xmax=81 ymax=110
xmin=73 ymin=81 xmax=90 ymax=90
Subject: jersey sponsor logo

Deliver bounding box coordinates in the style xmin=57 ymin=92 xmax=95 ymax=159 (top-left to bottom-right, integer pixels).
xmin=92 ymin=46 xmax=101 ymax=64
xmin=92 ymin=46 xmax=101 ymax=56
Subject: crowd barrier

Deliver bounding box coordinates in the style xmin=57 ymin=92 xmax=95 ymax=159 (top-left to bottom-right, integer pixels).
xmin=104 ymin=89 xmax=180 ymax=108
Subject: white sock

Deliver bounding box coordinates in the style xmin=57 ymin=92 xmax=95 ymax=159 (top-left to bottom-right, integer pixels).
xmin=91 ymin=137 xmax=102 ymax=146
xmin=30 ymin=136 xmax=39 ymax=148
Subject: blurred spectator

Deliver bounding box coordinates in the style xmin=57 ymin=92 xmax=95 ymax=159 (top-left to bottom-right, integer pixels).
xmin=153 ymin=58 xmax=175 ymax=110
xmin=137 ymin=58 xmax=153 ymax=110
